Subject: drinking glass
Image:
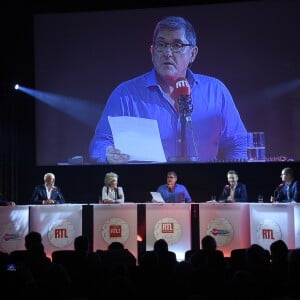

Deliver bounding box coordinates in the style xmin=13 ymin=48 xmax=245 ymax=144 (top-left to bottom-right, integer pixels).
xmin=258 ymin=194 xmax=264 ymax=203
xmin=247 ymin=132 xmax=266 ymax=162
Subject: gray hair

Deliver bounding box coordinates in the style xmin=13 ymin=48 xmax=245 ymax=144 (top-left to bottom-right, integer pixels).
xmin=44 ymin=172 xmax=55 ymax=181
xmin=152 ymin=16 xmax=197 ymax=46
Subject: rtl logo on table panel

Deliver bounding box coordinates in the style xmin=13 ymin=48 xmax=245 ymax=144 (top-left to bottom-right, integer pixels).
xmin=48 ymin=219 xmax=76 ymax=248
xmin=101 ymin=217 xmax=130 ymax=244
xmin=256 ymin=219 xmax=282 ymax=249
xmin=153 ymin=217 xmax=182 ymax=245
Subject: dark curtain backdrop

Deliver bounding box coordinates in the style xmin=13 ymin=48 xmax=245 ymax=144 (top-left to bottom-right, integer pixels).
xmin=1 ymin=5 xmax=35 ymax=203
xmin=1 ymin=0 xmax=299 ymax=205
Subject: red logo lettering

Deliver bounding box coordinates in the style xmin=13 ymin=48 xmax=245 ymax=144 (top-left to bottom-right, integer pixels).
xmin=161 ymin=222 xmax=174 ymax=233
xmin=109 ymin=225 xmax=122 ymax=238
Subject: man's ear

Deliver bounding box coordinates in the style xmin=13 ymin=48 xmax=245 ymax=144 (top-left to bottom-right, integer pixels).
xmin=191 ymin=46 xmax=198 ymax=61
xmin=150 ymin=44 xmax=154 ymax=54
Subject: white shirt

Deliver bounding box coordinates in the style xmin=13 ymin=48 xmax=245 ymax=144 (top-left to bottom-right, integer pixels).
xmin=101 ymin=186 xmax=125 ymax=203
xmin=45 ymin=184 xmax=52 ymax=199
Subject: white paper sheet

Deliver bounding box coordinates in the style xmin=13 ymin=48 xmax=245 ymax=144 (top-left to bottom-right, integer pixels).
xmin=108 ymin=116 xmax=167 ymax=163
xmin=150 ymin=192 xmax=165 ymax=203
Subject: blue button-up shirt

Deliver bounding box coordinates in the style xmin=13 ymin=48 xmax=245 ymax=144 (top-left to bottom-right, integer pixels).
xmin=157 ymin=183 xmax=192 ymax=203
xmin=89 ymin=68 xmax=247 ymax=163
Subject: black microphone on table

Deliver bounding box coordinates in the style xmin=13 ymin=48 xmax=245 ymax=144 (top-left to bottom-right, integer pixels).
xmin=52 ymin=186 xmax=62 ymax=201
xmin=173 ymin=77 xmax=193 ymax=128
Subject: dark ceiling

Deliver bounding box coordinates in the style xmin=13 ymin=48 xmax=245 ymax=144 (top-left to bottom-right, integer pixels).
xmin=2 ymin=0 xmax=258 ymax=14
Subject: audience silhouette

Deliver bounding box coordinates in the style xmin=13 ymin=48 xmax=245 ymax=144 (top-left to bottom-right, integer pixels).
xmin=189 ymin=235 xmax=228 ymax=298
xmin=3 ymin=232 xmax=300 ymax=300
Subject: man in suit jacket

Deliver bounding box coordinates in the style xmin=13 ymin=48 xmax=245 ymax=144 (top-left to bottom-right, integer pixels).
xmin=219 ymin=170 xmax=247 ymax=202
xmin=31 ymin=172 xmax=65 ymax=204
xmin=271 ymin=167 xmax=299 ymax=203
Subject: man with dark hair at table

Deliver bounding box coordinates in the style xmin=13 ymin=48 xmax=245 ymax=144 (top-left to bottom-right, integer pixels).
xmin=157 ymin=171 xmax=192 ymax=203
xmin=219 ymin=169 xmax=247 ymax=203
xmin=271 ymin=167 xmax=299 ymax=203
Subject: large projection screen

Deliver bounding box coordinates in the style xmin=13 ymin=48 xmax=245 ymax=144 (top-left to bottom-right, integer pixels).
xmin=33 ymin=0 xmax=300 ymax=166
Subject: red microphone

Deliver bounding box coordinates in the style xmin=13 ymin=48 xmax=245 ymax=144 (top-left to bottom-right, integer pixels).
xmin=173 ymin=77 xmax=193 ymax=126
xmin=274 ymin=183 xmax=284 ymax=197
xmin=277 ymin=183 xmax=284 ymax=190
xmin=173 ymin=77 xmax=191 ymax=97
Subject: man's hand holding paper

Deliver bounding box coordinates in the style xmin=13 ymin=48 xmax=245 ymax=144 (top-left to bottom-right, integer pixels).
xmin=106 ymin=146 xmax=130 ymax=164
xmin=108 ymin=116 xmax=167 ymax=163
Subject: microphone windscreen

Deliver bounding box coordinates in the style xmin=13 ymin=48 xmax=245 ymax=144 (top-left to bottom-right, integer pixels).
xmin=173 ymin=77 xmax=190 ymax=98
xmin=274 ymin=183 xmax=284 ymax=196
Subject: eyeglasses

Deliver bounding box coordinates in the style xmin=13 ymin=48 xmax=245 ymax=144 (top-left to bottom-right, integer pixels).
xmin=167 ymin=176 xmax=176 ymax=178
xmin=154 ymin=41 xmax=193 ymax=53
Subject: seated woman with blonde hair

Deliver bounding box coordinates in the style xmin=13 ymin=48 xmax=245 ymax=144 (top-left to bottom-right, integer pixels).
xmin=101 ymin=172 xmax=125 ymax=204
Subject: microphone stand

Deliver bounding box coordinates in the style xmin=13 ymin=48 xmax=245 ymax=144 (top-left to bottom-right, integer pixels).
xmin=114 ymin=188 xmax=118 ymax=203
xmin=180 ymin=114 xmax=187 ymax=157
xmin=169 ymin=96 xmax=198 ymax=162
xmin=55 ymin=188 xmax=63 ymax=203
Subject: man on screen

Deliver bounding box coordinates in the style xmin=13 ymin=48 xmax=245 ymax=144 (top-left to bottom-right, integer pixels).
xmin=89 ymin=16 xmax=247 ymax=164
